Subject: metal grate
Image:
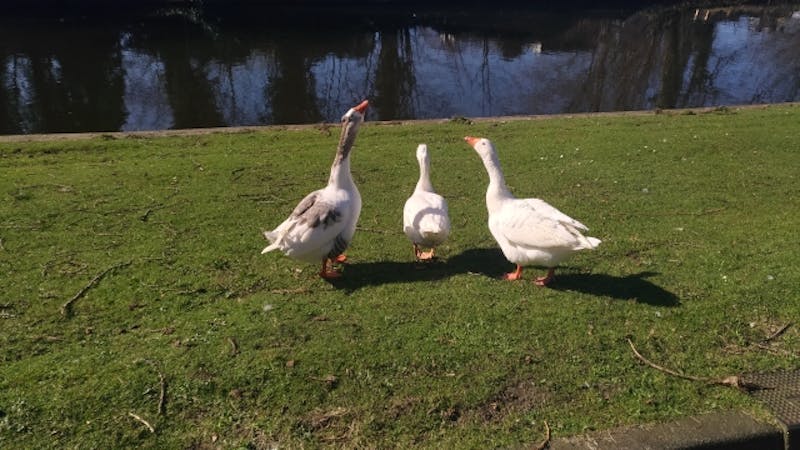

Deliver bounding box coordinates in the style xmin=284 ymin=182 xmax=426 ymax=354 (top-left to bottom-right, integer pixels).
xmin=748 ymin=369 xmax=800 ymax=450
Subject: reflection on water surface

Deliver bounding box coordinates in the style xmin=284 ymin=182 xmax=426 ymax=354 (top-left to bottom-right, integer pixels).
xmin=1 ymin=4 xmax=799 ymax=134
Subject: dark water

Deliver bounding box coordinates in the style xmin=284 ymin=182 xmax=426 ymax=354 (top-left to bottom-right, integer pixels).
xmin=1 ymin=3 xmax=799 ymax=134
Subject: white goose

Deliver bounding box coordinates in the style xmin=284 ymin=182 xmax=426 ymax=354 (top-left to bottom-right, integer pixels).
xmin=403 ymin=144 xmax=450 ymax=260
xmin=262 ymin=100 xmax=369 ymax=279
xmin=464 ymin=136 xmax=601 ymax=286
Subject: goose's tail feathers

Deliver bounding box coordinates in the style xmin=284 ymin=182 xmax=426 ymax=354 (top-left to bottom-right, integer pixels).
xmin=261 ymin=230 xmax=282 ymax=254
xmin=585 ymin=237 xmax=602 ymax=249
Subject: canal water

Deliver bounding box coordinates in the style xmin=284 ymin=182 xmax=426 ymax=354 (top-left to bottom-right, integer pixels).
xmin=1 ymin=3 xmax=799 ymax=134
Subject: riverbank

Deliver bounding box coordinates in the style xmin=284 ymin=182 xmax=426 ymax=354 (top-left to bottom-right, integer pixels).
xmin=1 ymin=104 xmax=798 ymax=448
xmin=2 ymin=102 xmax=796 ymax=143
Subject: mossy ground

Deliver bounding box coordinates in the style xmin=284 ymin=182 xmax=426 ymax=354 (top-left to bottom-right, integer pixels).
xmin=1 ymin=105 xmax=798 ymax=448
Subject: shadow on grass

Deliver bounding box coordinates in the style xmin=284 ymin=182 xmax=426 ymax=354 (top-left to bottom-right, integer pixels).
xmin=326 ymin=248 xmax=510 ymax=291
xmin=550 ymin=271 xmax=680 ymax=307
xmin=329 ymin=247 xmax=679 ymax=307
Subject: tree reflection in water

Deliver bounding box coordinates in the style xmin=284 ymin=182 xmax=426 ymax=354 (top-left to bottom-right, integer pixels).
xmin=0 ymin=4 xmax=798 ymax=134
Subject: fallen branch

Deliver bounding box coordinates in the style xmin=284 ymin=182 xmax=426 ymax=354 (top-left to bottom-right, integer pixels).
xmin=762 ymin=322 xmax=792 ymax=343
xmin=627 ymin=338 xmax=768 ymax=392
xmin=533 ymin=421 xmax=551 ymax=450
xmin=60 ymin=261 xmax=132 ymax=317
xmin=128 ymin=412 xmax=155 ymax=433
xmin=137 ymin=359 xmax=167 ymax=415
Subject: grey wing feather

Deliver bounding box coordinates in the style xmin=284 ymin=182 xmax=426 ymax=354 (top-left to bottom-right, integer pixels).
xmin=290 ymin=190 xmax=322 ymax=218
xmin=294 ymin=196 xmax=343 ymax=229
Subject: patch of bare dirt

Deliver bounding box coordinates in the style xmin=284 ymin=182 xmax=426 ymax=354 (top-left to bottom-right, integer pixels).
xmin=470 ymin=379 xmax=553 ymax=423
xmin=300 ymin=406 xmax=358 ymax=444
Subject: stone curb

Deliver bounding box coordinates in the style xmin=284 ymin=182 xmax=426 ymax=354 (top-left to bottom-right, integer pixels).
xmin=550 ymin=410 xmax=785 ymax=450
xmin=0 ymin=102 xmax=797 ymax=144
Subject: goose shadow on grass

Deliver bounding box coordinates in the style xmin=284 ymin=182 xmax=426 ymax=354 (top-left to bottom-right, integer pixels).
xmin=329 ymin=247 xmax=680 ymax=307
xmin=549 ymin=271 xmax=680 ymax=307
xmin=326 ymin=247 xmax=507 ymax=291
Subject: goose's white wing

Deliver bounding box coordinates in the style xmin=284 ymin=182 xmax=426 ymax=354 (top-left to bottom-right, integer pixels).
xmin=493 ymin=199 xmax=594 ymax=250
xmin=522 ymin=198 xmax=589 ymax=231
xmin=403 ymin=191 xmax=450 ymax=245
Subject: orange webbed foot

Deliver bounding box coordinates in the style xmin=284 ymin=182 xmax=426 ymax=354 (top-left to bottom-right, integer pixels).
xmin=501 ymin=265 xmax=523 ymax=281
xmin=534 ymin=268 xmax=555 ymax=286
xmin=319 ymin=258 xmax=344 ymax=279
xmin=319 ymin=269 xmax=343 ymax=279
xmin=418 ymin=249 xmax=435 ymax=261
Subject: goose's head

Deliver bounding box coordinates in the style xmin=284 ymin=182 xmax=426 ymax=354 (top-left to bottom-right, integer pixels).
xmin=342 ymin=99 xmax=369 ymax=128
xmin=416 ymin=143 xmax=429 ymax=163
xmin=464 ymin=136 xmax=495 ymax=159
xmin=337 ymin=100 xmax=369 ymax=155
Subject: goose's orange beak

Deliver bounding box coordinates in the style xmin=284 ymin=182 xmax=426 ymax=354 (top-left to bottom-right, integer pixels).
xmin=353 ymin=100 xmax=369 ymax=114
xmin=464 ymin=136 xmax=480 ymax=147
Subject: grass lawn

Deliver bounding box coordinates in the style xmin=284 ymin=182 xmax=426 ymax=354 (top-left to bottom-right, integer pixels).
xmin=1 ymin=104 xmax=799 ymax=449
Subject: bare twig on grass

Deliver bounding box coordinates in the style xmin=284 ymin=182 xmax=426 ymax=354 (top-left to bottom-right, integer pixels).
xmin=533 ymin=421 xmax=551 ymax=450
xmin=237 ymin=193 xmax=285 ymax=203
xmin=754 ymin=343 xmax=795 ymax=356
xmin=0 ymin=237 xmax=5 ymax=251
xmin=153 ymin=364 xmax=167 ymax=416
xmin=722 ymin=322 xmax=795 ymax=356
xmin=269 ymin=287 xmax=311 ymax=295
xmin=627 ymin=338 xmax=707 ymax=382
xmin=627 ymin=338 xmax=769 ymax=392
xmin=137 ymin=359 xmax=167 ymax=415
xmin=157 ymin=371 xmax=167 ymax=416
xmin=228 ymin=337 xmax=239 ymax=356
xmin=128 ymin=412 xmax=155 ymax=433
xmin=762 ymin=322 xmax=792 ymax=343
xmin=60 ymin=261 xmax=132 ymax=317
xmin=355 ymin=226 xmax=391 ymax=234
xmin=307 ymin=407 xmax=348 ymax=430
xmin=605 ymin=207 xmax=727 ymax=220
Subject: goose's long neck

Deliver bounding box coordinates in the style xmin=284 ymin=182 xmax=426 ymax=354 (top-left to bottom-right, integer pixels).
xmin=415 ymin=155 xmax=434 ymax=192
xmin=481 ymin=151 xmax=511 ymax=197
xmin=328 ymin=122 xmax=359 ymax=187
xmin=481 ymin=150 xmax=513 ymax=213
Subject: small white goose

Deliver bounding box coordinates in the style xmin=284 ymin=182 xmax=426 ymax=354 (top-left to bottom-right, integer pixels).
xmin=262 ymin=100 xmax=369 ymax=279
xmin=403 ymin=144 xmax=450 ymax=260
xmin=464 ymin=136 xmax=601 ymax=286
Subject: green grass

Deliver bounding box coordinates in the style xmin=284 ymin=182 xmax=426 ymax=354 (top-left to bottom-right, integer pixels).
xmin=1 ymin=105 xmax=799 ymax=449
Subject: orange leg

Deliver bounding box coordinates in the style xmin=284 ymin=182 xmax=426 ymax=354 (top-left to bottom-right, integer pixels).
xmin=413 ymin=244 xmax=436 ymax=261
xmin=534 ymin=268 xmax=556 ymax=286
xmin=502 ymin=264 xmax=523 ymax=281
xmin=418 ymin=247 xmax=435 ymax=261
xmin=319 ymin=258 xmax=342 ymax=279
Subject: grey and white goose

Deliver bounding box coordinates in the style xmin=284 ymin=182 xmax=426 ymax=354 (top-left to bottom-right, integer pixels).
xmin=262 ymin=100 xmax=369 ymax=278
